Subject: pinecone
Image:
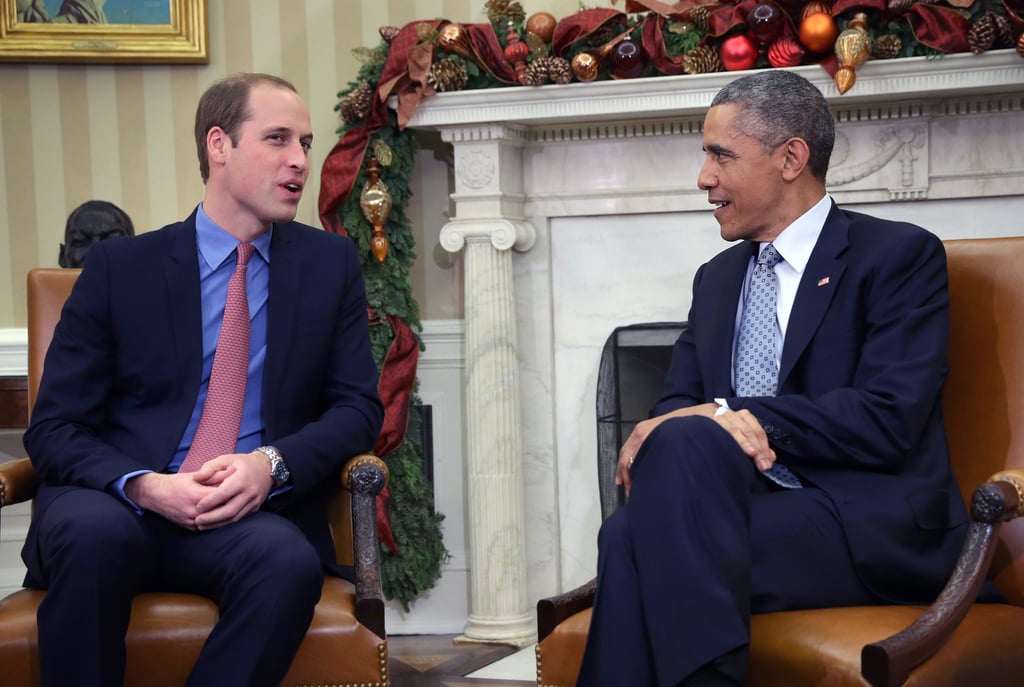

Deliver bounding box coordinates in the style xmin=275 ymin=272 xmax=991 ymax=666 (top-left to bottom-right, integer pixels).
xmin=968 ymin=12 xmax=996 ymax=54
xmin=690 ymin=6 xmax=710 ymax=33
xmin=427 ymin=58 xmax=469 ymax=92
xmin=992 ymin=13 xmax=1014 ymax=48
xmin=547 ymin=56 xmax=573 ymax=84
xmin=889 ymin=0 xmax=937 ymax=10
xmin=339 ymin=79 xmax=374 ymax=124
xmin=485 ymin=0 xmax=526 ymax=26
xmin=379 ymin=25 xmax=400 ymax=44
xmin=683 ymin=44 xmax=722 ymax=75
xmin=523 ymin=59 xmax=549 ymax=87
xmin=522 ymin=56 xmax=574 ymax=86
xmin=872 ymin=33 xmax=902 ymax=59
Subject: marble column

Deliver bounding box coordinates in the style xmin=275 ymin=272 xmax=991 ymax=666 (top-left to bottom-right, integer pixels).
xmin=439 ymin=125 xmax=537 ymax=645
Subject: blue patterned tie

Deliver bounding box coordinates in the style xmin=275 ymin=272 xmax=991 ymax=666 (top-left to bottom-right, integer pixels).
xmin=735 ymin=244 xmax=802 ymax=489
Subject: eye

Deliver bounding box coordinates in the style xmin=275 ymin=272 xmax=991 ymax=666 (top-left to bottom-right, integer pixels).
xmin=300 ymin=140 xmax=312 ymax=153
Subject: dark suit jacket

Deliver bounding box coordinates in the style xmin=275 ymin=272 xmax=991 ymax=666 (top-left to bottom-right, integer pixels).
xmin=23 ymin=211 xmax=385 ymax=578
xmin=651 ymin=202 xmax=966 ymax=603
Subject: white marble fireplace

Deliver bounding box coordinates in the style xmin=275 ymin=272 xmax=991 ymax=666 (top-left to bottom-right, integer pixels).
xmin=407 ymin=49 xmax=1024 ymax=644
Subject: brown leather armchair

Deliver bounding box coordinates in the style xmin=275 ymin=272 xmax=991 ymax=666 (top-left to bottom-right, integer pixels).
xmin=536 ymin=237 xmax=1024 ymax=687
xmin=0 ymin=268 xmax=392 ymax=687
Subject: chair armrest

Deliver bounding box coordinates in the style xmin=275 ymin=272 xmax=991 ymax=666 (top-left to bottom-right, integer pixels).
xmin=861 ymin=471 xmax=1024 ymax=687
xmin=341 ymin=453 xmax=389 ymax=639
xmin=537 ymin=577 xmax=597 ymax=642
xmin=0 ymin=457 xmax=40 ymax=507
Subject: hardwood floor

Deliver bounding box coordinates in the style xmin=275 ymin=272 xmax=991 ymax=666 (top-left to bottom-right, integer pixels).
xmin=387 ymin=634 xmax=534 ymax=686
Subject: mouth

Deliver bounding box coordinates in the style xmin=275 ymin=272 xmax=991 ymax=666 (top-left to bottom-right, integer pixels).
xmin=281 ymin=182 xmax=304 ymax=197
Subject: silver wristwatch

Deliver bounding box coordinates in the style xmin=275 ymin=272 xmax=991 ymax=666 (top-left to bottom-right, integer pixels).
xmin=256 ymin=445 xmax=290 ymax=490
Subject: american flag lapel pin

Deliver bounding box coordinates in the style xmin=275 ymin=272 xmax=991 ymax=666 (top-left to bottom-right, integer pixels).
xmin=817 ymin=276 xmax=830 ymax=287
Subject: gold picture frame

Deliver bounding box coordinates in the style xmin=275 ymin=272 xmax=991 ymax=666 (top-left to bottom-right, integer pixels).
xmin=0 ymin=0 xmax=207 ymax=64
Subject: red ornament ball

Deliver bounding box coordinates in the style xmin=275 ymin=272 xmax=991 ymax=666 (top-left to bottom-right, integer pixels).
xmin=608 ymin=36 xmax=648 ymax=79
xmin=720 ymin=33 xmax=759 ymax=71
xmin=767 ymin=36 xmax=805 ymax=68
xmin=747 ymin=3 xmax=784 ymax=46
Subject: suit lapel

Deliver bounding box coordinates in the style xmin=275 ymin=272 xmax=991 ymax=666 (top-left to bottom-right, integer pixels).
xmin=263 ymin=224 xmax=301 ymax=432
xmin=704 ymin=242 xmax=752 ymax=396
xmin=779 ymin=204 xmax=849 ymax=387
xmin=164 ymin=216 xmax=203 ymax=398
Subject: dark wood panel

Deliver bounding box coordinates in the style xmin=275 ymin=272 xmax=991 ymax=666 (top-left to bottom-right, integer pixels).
xmin=0 ymin=377 xmax=28 ymax=430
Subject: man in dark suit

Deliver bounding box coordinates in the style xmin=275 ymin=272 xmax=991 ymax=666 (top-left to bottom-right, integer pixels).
xmin=576 ymin=70 xmax=966 ymax=686
xmin=22 ymin=73 xmax=384 ymax=687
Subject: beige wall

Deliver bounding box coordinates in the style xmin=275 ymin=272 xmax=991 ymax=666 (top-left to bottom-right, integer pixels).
xmin=0 ymin=0 xmax=597 ymax=328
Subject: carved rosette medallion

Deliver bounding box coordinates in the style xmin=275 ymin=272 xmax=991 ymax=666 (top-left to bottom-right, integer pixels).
xmin=457 ymin=150 xmax=495 ymax=189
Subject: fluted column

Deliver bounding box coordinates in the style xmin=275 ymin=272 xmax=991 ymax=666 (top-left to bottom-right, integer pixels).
xmin=439 ymin=125 xmax=537 ymax=645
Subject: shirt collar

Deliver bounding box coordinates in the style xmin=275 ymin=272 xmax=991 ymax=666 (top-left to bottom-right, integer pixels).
xmin=764 ymin=193 xmax=832 ymax=274
xmin=195 ymin=203 xmax=273 ymax=270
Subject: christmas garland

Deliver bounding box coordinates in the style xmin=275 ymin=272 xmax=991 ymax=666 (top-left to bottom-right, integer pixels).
xmin=321 ymin=45 xmax=449 ymax=611
xmin=319 ymin=0 xmax=1023 ymax=608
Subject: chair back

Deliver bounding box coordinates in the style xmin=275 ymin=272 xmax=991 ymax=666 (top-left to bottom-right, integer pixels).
xmin=942 ymin=238 xmax=1024 ymax=605
xmin=26 ymin=268 xmax=80 ymax=416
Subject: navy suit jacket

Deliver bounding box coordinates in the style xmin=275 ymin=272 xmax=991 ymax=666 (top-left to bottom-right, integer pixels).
xmin=651 ymin=202 xmax=967 ymax=603
xmin=23 ymin=211 xmax=384 ymax=579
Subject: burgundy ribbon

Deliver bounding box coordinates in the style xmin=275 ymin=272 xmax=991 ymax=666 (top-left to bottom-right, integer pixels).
xmin=551 ymin=8 xmax=626 ymax=56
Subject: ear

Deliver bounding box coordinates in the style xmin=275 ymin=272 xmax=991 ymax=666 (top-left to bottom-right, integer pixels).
xmin=206 ymin=126 xmax=229 ymax=169
xmin=780 ymin=137 xmax=811 ymax=181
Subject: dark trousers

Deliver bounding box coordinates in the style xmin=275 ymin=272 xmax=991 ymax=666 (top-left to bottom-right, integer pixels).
xmin=24 ymin=486 xmax=324 ymax=687
xmin=576 ymin=416 xmax=880 ymax=687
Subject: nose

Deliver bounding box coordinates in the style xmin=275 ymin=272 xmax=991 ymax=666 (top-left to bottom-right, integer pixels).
xmin=697 ymin=158 xmax=716 ymax=191
xmin=289 ymin=141 xmax=309 ymax=173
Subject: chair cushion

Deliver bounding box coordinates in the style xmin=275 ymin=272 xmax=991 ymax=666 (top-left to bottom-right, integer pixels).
xmin=0 ymin=577 xmax=387 ymax=687
xmin=536 ymin=603 xmax=1024 ymax=687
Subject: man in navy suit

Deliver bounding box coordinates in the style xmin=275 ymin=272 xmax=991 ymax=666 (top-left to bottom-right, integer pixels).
xmin=576 ymin=70 xmax=966 ymax=686
xmin=22 ymin=73 xmax=384 ymax=687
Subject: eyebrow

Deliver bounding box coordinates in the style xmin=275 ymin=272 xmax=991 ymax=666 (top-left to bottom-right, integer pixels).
xmin=704 ymin=143 xmax=732 ymax=156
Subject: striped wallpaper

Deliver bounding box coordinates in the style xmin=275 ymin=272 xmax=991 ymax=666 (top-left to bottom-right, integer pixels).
xmin=0 ymin=0 xmax=596 ymax=328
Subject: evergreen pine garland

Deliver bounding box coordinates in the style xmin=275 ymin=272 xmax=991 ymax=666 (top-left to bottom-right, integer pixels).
xmin=334 ymin=47 xmax=450 ymax=611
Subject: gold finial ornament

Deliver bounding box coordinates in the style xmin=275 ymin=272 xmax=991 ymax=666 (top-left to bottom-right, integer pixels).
xmin=834 ymin=13 xmax=871 ymax=94
xmin=360 ymin=156 xmax=393 ymax=264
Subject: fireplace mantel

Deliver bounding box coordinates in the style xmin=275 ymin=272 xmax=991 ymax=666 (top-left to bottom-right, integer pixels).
xmin=409 ymin=50 xmax=1024 ymax=128
xmin=406 ymin=50 xmax=1024 ymax=644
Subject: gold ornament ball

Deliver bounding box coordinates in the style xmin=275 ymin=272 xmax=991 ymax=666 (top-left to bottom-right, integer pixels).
xmin=798 ymin=12 xmax=839 ymax=53
xmin=526 ymin=12 xmax=558 ymax=43
xmin=571 ymin=52 xmax=599 ymax=82
xmin=438 ymin=23 xmax=471 ymax=58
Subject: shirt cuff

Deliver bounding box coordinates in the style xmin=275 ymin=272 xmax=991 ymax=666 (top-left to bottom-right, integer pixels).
xmin=713 ymin=398 xmax=731 ymax=416
xmin=112 ymin=470 xmax=153 ymax=515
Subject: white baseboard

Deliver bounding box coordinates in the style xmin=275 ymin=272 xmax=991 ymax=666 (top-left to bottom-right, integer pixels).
xmin=0 ymin=329 xmax=27 ymax=377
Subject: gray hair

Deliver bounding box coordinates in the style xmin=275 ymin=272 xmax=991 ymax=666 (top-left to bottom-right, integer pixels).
xmin=710 ymin=70 xmax=834 ymax=181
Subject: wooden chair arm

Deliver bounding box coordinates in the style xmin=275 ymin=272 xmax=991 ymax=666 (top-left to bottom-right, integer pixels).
xmin=340 ymin=453 xmax=389 ymax=639
xmin=537 ymin=577 xmax=597 ymax=642
xmin=861 ymin=473 xmax=1023 ymax=687
xmin=0 ymin=457 xmax=40 ymax=507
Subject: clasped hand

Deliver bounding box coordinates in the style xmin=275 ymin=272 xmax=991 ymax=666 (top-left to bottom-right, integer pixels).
xmin=615 ymin=403 xmax=777 ymax=495
xmin=124 ymin=451 xmax=273 ymax=531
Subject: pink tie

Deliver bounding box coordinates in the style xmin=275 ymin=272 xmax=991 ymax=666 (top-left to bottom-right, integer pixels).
xmin=180 ymin=243 xmax=255 ymax=473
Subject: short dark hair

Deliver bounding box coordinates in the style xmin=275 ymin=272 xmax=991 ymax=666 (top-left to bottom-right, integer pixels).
xmin=710 ymin=70 xmax=835 ymax=181
xmin=194 ymin=73 xmax=298 ymax=183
